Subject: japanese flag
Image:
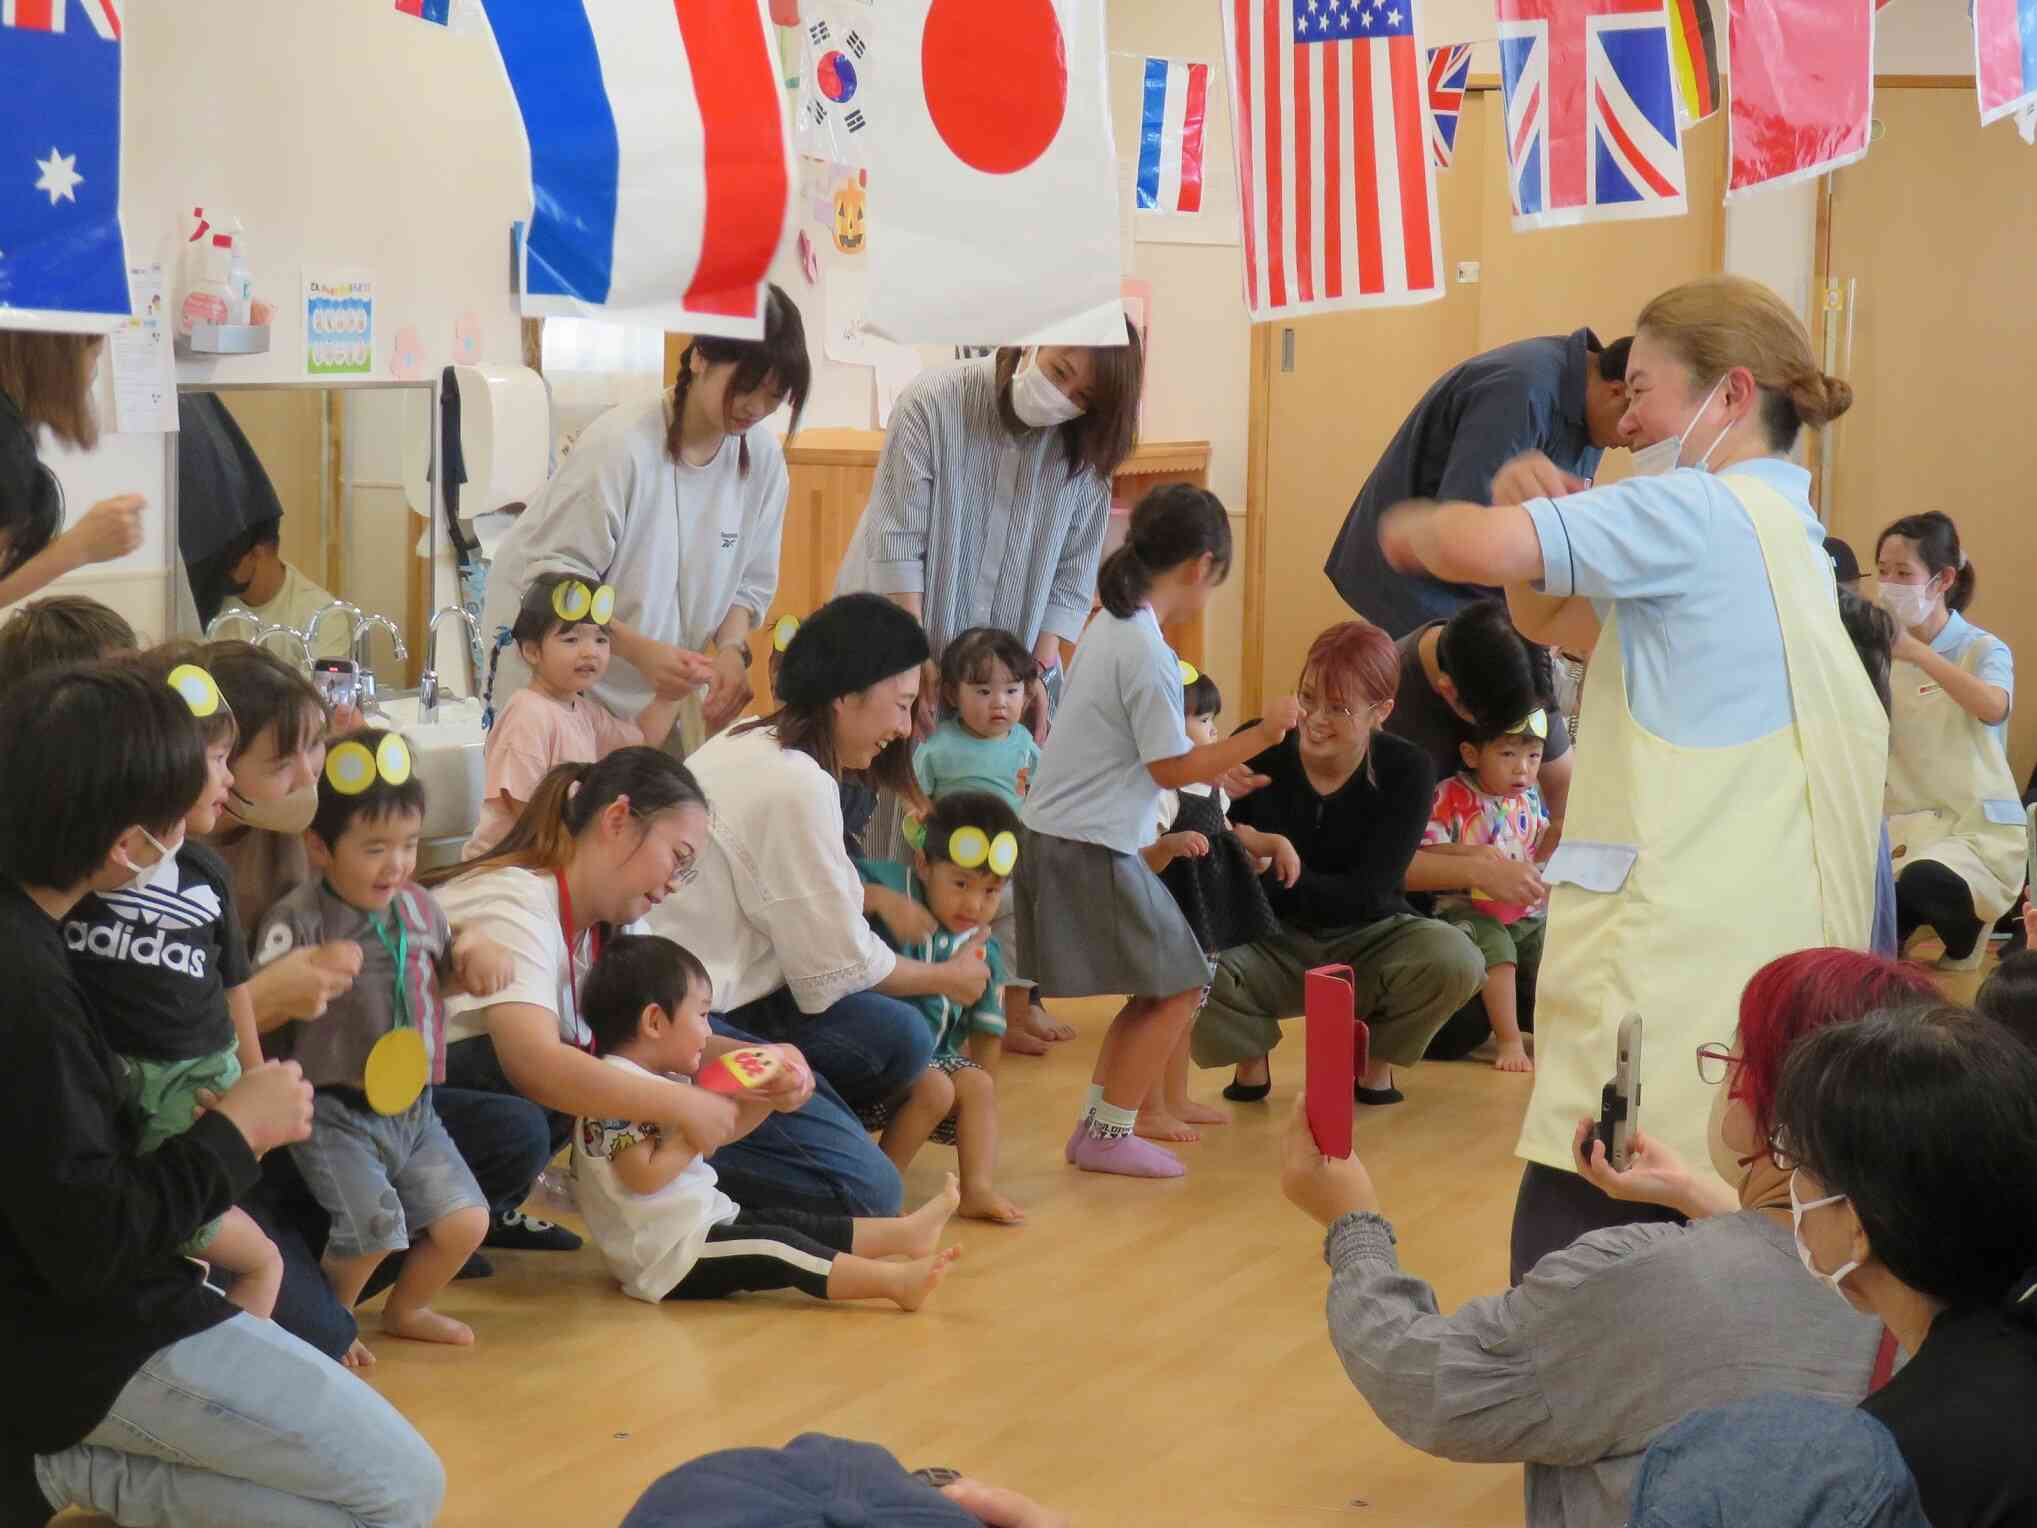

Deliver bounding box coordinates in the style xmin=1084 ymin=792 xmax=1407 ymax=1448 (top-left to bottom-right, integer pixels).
xmin=865 ymin=0 xmax=1125 ymax=345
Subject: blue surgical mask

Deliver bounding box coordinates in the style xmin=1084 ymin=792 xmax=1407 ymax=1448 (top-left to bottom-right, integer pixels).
xmin=1626 ymin=375 xmax=1729 ymax=478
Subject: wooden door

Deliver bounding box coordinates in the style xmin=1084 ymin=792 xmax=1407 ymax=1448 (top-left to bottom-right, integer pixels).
xmin=217 ymin=389 xmax=332 ymax=587
xmin=1823 ymin=87 xmax=2037 ymax=782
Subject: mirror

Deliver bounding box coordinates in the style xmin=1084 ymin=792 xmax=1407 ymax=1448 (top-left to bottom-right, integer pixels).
xmin=173 ymin=382 xmax=436 ymax=690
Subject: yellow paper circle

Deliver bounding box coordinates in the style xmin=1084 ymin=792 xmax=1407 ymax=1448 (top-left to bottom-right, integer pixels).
xmin=376 ymin=734 xmax=413 ymax=786
xmin=902 ymin=813 xmax=928 ymax=851
xmin=325 ymin=741 xmax=376 ymax=795
xmin=773 ymin=614 xmax=800 ymax=652
xmin=552 ymin=581 xmax=593 ymax=622
xmin=167 ymin=664 xmax=222 ymax=718
xmin=589 ymin=585 xmax=617 ymax=625
xmin=949 ymin=825 xmax=990 ymax=868
xmin=986 ymin=831 xmax=1019 ymax=877
xmin=1179 ymin=660 xmax=1200 ymax=685
xmin=364 ymin=1028 xmax=429 ymax=1115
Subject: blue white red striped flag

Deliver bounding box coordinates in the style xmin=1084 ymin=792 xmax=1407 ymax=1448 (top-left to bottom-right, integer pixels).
xmin=479 ymin=0 xmax=791 ymax=337
xmin=1221 ymin=0 xmax=1444 ymax=320
xmin=1976 ymin=0 xmax=2037 ymax=126
xmin=1136 ymin=57 xmax=1211 ymax=213
xmin=394 ymin=0 xmax=452 ymax=23
xmin=1427 ymin=43 xmax=1473 ymax=167
xmin=0 ymin=0 xmax=131 ymax=331
xmin=1496 ymin=0 xmax=1687 ymax=230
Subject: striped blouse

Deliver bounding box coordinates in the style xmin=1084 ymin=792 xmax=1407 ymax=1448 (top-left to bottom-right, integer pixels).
xmin=832 ymin=357 xmax=1112 ymax=657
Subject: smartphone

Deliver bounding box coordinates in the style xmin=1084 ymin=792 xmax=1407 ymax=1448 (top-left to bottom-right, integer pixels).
xmin=312 ymin=658 xmax=361 ymax=711
xmin=1594 ymin=1013 xmax=1644 ymax=1171
xmin=1305 ymin=964 xmax=1370 ymax=1159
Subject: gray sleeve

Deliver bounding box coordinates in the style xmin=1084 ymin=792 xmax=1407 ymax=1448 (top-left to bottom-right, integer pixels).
xmin=506 ymin=421 xmax=640 ymax=586
xmin=860 ymin=388 xmax=939 ymax=598
xmin=732 ymin=443 xmax=788 ymax=624
xmin=251 ymin=890 xmax=323 ymax=972
xmin=1043 ymin=479 xmax=1110 ymax=643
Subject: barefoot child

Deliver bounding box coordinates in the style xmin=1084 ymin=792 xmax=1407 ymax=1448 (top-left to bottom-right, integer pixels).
xmin=1137 ymin=667 xmax=1296 ymax=1141
xmin=466 ymin=572 xmax=686 ymax=860
xmin=1421 ymin=709 xmax=1550 ymax=1072
xmin=575 ymin=934 xmax=964 ymax=1307
xmin=258 ymin=727 xmax=500 ymax=1358
xmin=1017 ymin=483 xmax=1303 ymax=1179
xmin=861 ymin=791 xmax=1026 ymax=1224
xmin=914 ymin=627 xmax=1066 ymax=1056
xmin=66 ymin=652 xmax=283 ymax=1317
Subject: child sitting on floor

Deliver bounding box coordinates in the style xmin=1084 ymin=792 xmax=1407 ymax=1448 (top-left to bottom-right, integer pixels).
xmin=1137 ymin=665 xmax=1295 ymax=1142
xmin=1421 ymin=708 xmax=1551 ymax=1073
xmin=573 ymin=933 xmax=964 ymax=1307
xmin=862 ymin=792 xmax=1025 ymax=1224
xmin=466 ymin=572 xmax=686 ymax=860
xmin=66 ymin=650 xmax=282 ymax=1317
xmin=258 ymin=727 xmax=506 ymax=1362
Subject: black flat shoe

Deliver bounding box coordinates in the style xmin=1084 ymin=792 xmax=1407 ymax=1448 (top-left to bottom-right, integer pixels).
xmin=1355 ymin=1074 xmax=1405 ymax=1106
xmin=1222 ymin=1060 xmax=1272 ymax=1102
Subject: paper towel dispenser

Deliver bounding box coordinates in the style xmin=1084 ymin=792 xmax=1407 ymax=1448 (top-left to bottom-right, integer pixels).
xmin=451 ymin=364 xmax=549 ymax=518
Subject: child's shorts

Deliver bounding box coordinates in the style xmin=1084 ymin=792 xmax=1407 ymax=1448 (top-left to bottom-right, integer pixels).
xmin=1437 ymin=907 xmax=1546 ymax=976
xmin=289 ymin=1090 xmax=486 ymax=1261
xmin=126 ymin=1043 xmax=244 ymax=1254
xmin=856 ymin=1053 xmax=981 ymax=1147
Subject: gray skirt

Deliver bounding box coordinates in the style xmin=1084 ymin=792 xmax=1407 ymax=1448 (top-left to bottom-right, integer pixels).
xmin=1016 ymin=829 xmax=1214 ymax=999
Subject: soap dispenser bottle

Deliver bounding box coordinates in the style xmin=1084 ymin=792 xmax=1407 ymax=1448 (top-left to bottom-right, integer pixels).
xmin=225 ymin=220 xmax=253 ymax=326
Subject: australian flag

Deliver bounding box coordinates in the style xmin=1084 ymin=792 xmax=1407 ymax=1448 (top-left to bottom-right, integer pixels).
xmin=1496 ymin=0 xmax=1687 ymax=231
xmin=1 ymin=0 xmax=131 ymax=328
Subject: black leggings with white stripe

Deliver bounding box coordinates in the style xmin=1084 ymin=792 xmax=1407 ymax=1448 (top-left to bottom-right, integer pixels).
xmin=664 ymin=1208 xmax=853 ymax=1301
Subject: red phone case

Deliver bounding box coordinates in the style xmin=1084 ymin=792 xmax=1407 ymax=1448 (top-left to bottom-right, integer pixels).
xmin=1305 ymin=965 xmax=1368 ymax=1159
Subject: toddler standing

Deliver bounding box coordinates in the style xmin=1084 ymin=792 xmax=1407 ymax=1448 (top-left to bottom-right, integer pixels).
xmin=1421 ymin=710 xmax=1551 ymax=1072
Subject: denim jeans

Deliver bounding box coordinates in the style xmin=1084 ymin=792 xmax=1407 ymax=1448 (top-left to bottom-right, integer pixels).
xmin=723 ymin=985 xmax=933 ymax=1121
xmin=34 ymin=1313 xmax=444 ymax=1527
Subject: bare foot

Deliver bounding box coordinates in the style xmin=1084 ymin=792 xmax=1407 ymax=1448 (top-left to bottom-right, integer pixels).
xmin=382 ymin=1306 xmax=476 ymax=1347
xmin=900 ymin=1172 xmax=962 ymax=1257
xmin=342 ymin=1339 xmax=377 ymax=1369
xmin=1135 ymin=1109 xmax=1200 ymax=1143
xmin=1002 ymin=1026 xmax=1052 ymax=1058
xmin=959 ymin=1188 xmax=1027 ymax=1225
xmin=1171 ymin=1096 xmax=1230 ymax=1126
xmin=1495 ymin=1043 xmax=1535 ymax=1074
xmin=1024 ymin=1001 xmax=1076 ymax=1043
xmin=890 ymin=1246 xmax=963 ymax=1311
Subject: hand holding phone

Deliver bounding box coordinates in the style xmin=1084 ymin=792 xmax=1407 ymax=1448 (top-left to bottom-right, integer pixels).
xmin=1594 ymin=1014 xmax=1643 ymax=1172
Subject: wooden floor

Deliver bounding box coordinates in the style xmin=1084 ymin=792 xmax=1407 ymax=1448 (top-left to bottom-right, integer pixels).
xmin=63 ymin=950 xmax=1991 ymax=1527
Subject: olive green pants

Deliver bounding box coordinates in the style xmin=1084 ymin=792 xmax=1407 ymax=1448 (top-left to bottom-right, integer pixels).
xmin=1189 ymin=915 xmax=1485 ymax=1071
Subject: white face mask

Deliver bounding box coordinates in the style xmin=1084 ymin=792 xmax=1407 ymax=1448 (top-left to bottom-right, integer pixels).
xmin=1789 ymin=1170 xmax=1863 ymax=1303
xmin=1010 ymin=352 xmax=1084 ymax=429
xmin=1626 ymin=375 xmax=1729 ymax=478
xmin=1877 ymin=580 xmax=1938 ymax=629
xmin=115 ymin=825 xmax=183 ymax=891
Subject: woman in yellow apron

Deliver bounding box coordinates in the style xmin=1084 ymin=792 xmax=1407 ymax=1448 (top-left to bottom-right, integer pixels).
xmin=1874 ymin=511 xmax=2021 ymax=970
xmin=1378 ymin=275 xmax=1887 ymax=1279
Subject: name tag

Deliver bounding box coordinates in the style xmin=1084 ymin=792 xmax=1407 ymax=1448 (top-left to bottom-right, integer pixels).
xmin=1916 ymin=682 xmax=1943 ymax=698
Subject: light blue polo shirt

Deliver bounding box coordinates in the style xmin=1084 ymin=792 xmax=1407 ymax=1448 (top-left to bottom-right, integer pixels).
xmin=1525 ymin=458 xmax=1828 ymax=748
xmin=1925 ymin=610 xmax=2015 ymax=753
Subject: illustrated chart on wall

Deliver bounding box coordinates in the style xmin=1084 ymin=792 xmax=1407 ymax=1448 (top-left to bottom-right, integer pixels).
xmin=304 ymin=270 xmax=377 ymax=378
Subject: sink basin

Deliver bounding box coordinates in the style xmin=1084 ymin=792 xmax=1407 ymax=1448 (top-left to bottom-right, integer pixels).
xmin=373 ymin=695 xmax=486 ymax=843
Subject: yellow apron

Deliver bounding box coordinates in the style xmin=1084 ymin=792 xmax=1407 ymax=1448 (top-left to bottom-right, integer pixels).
xmin=1517 ymin=472 xmax=1888 ymax=1175
xmin=1886 ymin=637 xmax=2023 ymax=923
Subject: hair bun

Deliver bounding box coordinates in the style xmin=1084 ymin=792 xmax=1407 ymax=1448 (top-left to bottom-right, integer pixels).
xmin=1793 ymin=372 xmax=1854 ymax=427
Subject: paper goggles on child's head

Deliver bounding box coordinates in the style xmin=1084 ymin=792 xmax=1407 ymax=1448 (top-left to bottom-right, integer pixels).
xmin=325 ymin=734 xmax=414 ymax=795
xmin=1504 ymin=709 xmax=1549 ymax=740
xmin=550 ymin=580 xmax=617 ymax=626
xmin=902 ymin=816 xmax=1020 ymax=876
xmin=772 ymin=614 xmax=800 ymax=652
xmin=166 ymin=663 xmax=227 ymax=719
xmin=1179 ymin=660 xmax=1200 ymax=686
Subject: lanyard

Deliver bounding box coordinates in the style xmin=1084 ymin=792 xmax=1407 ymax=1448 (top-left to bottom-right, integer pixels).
xmin=362 ymin=901 xmax=411 ymax=1033
xmin=555 ymin=869 xmax=603 ymax=1053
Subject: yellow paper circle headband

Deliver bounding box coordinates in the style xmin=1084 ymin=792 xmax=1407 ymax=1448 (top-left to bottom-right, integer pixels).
xmin=772 ymin=614 xmax=800 ymax=652
xmin=1504 ymin=709 xmax=1550 ymax=740
xmin=1179 ymin=660 xmax=1201 ymax=685
xmin=550 ymin=580 xmax=617 ymax=626
xmin=324 ymin=734 xmax=414 ymax=795
xmin=167 ymin=663 xmax=227 ymax=720
xmin=901 ymin=817 xmax=1020 ymax=877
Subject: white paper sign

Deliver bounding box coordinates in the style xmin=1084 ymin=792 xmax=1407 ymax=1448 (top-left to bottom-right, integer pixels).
xmin=109 ymin=264 xmax=177 ymax=434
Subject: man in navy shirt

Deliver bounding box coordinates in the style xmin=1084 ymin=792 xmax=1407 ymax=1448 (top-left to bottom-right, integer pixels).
xmin=1325 ymin=328 xmax=1636 ymax=636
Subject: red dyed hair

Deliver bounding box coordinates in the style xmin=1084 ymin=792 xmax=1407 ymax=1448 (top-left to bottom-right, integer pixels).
xmin=1300 ymin=620 xmax=1399 ymax=716
xmin=1732 ymin=948 xmax=1936 ymax=1141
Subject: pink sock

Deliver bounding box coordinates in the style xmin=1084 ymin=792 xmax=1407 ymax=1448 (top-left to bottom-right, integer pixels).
xmin=1072 ymin=1131 xmax=1186 ymax=1179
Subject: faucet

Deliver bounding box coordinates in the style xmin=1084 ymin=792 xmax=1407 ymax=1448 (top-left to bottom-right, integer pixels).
xmin=204 ymin=608 xmax=263 ymax=642
xmin=303 ymin=601 xmax=364 ymax=662
xmin=347 ymin=613 xmax=408 ymax=713
xmin=418 ymin=605 xmax=481 ymax=725
xmin=253 ymin=623 xmax=313 ymax=670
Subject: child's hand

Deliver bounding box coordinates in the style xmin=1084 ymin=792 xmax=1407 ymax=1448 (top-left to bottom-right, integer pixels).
xmin=211 ymin=1060 xmax=316 ymax=1157
xmin=1157 ymin=831 xmax=1210 ymax=867
xmin=936 ymin=927 xmax=991 ymax=1004
xmin=262 ymin=943 xmax=361 ymax=1020
xmin=454 ymin=932 xmax=516 ymax=997
xmin=642 ymin=639 xmax=718 ymax=700
xmin=1015 ymin=766 xmax=1030 ymax=797
xmin=2024 ymin=900 xmax=2036 ymax=947
xmin=1257 ymin=695 xmax=1304 ymax=744
xmin=870 ymin=884 xmax=940 ymax=945
xmin=1265 ymin=834 xmax=1302 ymax=888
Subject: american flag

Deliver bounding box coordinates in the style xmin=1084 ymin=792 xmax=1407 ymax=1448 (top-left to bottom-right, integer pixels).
xmin=1497 ymin=0 xmax=1687 ymax=230
xmin=1221 ymin=0 xmax=1443 ymax=319
xmin=1427 ymin=43 xmax=1473 ymax=167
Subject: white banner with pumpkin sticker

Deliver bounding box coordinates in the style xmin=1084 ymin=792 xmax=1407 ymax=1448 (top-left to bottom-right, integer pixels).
xmin=864 ymin=0 xmax=1124 ymax=345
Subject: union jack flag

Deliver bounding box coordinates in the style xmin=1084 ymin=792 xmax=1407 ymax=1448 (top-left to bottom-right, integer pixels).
xmin=1 ymin=0 xmax=120 ymax=37
xmin=1427 ymin=43 xmax=1473 ymax=167
xmin=1497 ymin=0 xmax=1687 ymax=230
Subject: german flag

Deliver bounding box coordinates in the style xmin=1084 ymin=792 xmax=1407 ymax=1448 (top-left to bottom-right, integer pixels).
xmin=1666 ymin=0 xmax=1721 ymax=124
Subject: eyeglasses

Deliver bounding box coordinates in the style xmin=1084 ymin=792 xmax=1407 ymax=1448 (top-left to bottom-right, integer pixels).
xmin=1695 ymin=1042 xmax=1740 ymax=1086
xmin=1295 ymin=690 xmax=1358 ymax=724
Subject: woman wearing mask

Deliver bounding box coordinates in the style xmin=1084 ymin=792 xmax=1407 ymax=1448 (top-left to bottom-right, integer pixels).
xmin=1378 ymin=276 xmax=1888 ymax=1279
xmin=832 ymin=332 xmax=1145 ymax=1050
xmin=1873 ymin=513 xmax=2020 ymax=971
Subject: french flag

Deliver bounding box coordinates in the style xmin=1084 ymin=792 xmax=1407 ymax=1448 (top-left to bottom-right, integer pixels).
xmin=1975 ymin=0 xmax=2037 ymax=126
xmin=1136 ymin=56 xmax=1210 ymax=214
xmin=480 ymin=0 xmax=791 ymax=337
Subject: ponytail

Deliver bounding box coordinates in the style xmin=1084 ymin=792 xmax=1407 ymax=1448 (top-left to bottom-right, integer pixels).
xmin=1098 ymin=483 xmax=1232 ymax=620
xmin=480 ymin=625 xmax=513 ymax=732
xmin=1876 ymin=511 xmax=1975 ymax=614
xmin=425 ymin=746 xmax=706 ymax=887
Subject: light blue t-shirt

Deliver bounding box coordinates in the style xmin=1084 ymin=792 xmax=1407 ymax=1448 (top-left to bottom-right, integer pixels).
xmin=1925 ymin=610 xmax=2015 ymax=754
xmin=1526 ymin=458 xmax=1828 ymax=749
xmin=1021 ymin=606 xmax=1191 ymax=855
xmin=913 ymin=719 xmax=1041 ymax=811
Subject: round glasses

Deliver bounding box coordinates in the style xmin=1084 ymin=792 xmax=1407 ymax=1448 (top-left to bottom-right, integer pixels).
xmin=1695 ymin=1042 xmax=1739 ymax=1086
